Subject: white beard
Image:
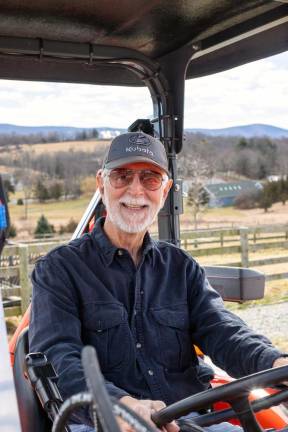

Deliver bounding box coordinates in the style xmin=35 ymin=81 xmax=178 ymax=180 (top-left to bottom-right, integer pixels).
xmin=103 ymin=192 xmax=164 ymax=234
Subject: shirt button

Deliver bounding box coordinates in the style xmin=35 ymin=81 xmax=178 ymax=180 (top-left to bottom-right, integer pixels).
xmin=117 ymin=249 xmax=123 ymax=256
xmin=148 ymin=369 xmax=154 ymax=376
xmin=136 ymin=343 xmax=142 ymax=349
xmin=140 ymin=290 xmax=144 ymax=295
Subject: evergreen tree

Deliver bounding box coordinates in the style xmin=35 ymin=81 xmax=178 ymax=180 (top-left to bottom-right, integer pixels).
xmin=3 ymin=179 xmax=15 ymax=201
xmin=34 ymin=215 xmax=55 ymax=238
xmin=257 ymin=186 xmax=273 ymax=212
xmin=34 ymin=179 xmax=49 ymax=202
xmin=50 ymin=181 xmax=63 ymax=200
xmin=237 ymin=138 xmax=249 ymax=150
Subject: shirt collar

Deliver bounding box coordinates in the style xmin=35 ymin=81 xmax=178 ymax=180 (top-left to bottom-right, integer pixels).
xmin=92 ymin=217 xmax=156 ymax=266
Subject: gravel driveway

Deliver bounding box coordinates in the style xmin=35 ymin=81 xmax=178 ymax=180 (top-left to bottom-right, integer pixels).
xmin=233 ymin=302 xmax=288 ymax=343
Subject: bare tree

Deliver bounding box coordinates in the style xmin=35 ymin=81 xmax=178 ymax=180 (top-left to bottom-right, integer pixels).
xmin=14 ymin=152 xmax=35 ymax=220
xmin=186 ymin=157 xmax=211 ymax=230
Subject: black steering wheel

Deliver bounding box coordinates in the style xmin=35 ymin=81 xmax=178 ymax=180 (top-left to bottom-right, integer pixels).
xmin=152 ymin=365 xmax=288 ymax=432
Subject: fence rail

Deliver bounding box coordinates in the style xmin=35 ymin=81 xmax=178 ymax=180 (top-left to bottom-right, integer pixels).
xmin=181 ymin=224 xmax=288 ymax=282
xmin=1 ymin=240 xmax=64 ymax=316
xmin=1 ymin=224 xmax=288 ymax=316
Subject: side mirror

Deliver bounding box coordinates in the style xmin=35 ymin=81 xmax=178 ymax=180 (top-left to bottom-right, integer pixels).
xmin=0 ymin=175 xmax=10 ymax=256
xmin=204 ymin=266 xmax=265 ymax=302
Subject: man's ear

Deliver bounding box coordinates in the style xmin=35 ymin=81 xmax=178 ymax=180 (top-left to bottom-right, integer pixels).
xmin=96 ymin=169 xmax=105 ymax=196
xmin=162 ymin=179 xmax=173 ymax=202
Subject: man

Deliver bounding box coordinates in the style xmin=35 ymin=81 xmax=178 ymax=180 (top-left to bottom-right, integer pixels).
xmin=29 ymin=132 xmax=288 ymax=432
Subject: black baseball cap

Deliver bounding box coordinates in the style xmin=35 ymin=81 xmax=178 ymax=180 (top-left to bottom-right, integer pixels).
xmin=102 ymin=132 xmax=169 ymax=174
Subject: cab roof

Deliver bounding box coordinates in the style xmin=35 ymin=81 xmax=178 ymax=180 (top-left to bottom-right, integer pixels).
xmin=0 ymin=0 xmax=287 ymax=85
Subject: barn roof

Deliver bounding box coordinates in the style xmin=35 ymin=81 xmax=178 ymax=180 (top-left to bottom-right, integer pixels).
xmin=205 ymin=181 xmax=263 ymax=199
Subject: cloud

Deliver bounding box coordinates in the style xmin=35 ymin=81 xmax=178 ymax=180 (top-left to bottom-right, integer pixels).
xmin=184 ymin=51 xmax=288 ymax=129
xmin=0 ymin=81 xmax=152 ymax=128
xmin=0 ymin=51 xmax=286 ymax=129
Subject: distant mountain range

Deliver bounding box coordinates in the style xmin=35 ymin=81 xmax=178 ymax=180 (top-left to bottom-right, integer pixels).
xmin=0 ymin=124 xmax=126 ymax=139
xmin=0 ymin=123 xmax=287 ymax=139
xmin=185 ymin=124 xmax=288 ymax=138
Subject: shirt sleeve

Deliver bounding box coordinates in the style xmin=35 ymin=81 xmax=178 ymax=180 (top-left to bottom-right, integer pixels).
xmin=188 ymin=261 xmax=285 ymax=378
xmin=29 ymin=254 xmax=130 ymax=425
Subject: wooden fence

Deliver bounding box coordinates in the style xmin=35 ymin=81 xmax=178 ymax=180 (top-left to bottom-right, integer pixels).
xmin=181 ymin=224 xmax=288 ymax=280
xmin=1 ymin=224 xmax=288 ymax=316
xmin=0 ymin=240 xmax=64 ymax=317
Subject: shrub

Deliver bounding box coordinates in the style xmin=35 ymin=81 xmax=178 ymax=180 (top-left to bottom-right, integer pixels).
xmin=58 ymin=225 xmax=65 ymax=235
xmin=234 ymin=190 xmax=260 ymax=210
xmin=50 ymin=181 xmax=63 ymax=200
xmin=34 ymin=215 xmax=55 ymax=238
xmin=34 ymin=179 xmax=49 ymax=202
xmin=66 ymin=218 xmax=78 ymax=233
xmin=7 ymin=224 xmax=17 ymax=238
xmin=58 ymin=218 xmax=78 ymax=234
xmin=17 ymin=198 xmax=24 ymax=205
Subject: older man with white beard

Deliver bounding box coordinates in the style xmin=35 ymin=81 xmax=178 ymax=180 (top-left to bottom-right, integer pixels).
xmin=29 ymin=132 xmax=288 ymax=432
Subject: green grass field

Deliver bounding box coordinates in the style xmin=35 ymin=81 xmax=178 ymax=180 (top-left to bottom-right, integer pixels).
xmin=9 ymin=195 xmax=91 ymax=238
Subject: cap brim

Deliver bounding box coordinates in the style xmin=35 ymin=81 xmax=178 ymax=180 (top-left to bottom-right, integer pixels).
xmin=105 ymin=156 xmax=169 ymax=174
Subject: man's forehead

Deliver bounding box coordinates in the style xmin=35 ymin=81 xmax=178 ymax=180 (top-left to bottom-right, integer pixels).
xmin=117 ymin=162 xmax=165 ymax=174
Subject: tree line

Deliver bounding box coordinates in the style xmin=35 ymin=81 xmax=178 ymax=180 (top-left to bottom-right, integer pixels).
xmin=0 ymin=128 xmax=99 ymax=147
xmin=235 ymin=177 xmax=288 ymax=212
xmin=1 ymin=132 xmax=288 ymax=212
xmin=179 ymin=133 xmax=288 ymax=180
xmin=0 ymin=146 xmax=105 ymax=203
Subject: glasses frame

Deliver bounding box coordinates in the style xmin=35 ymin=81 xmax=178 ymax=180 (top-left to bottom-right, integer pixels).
xmin=103 ymin=168 xmax=169 ymax=191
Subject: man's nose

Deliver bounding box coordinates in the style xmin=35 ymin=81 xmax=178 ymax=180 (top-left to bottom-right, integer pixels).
xmin=127 ymin=173 xmax=145 ymax=194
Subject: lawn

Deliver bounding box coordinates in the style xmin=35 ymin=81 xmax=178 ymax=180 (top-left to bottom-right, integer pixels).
xmin=2 ymin=139 xmax=109 ymax=156
xmin=9 ymin=194 xmax=288 ymax=240
xmin=9 ymin=195 xmax=91 ymax=239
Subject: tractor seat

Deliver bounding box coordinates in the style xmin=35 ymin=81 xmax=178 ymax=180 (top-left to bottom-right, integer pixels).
xmin=13 ymin=327 xmax=51 ymax=432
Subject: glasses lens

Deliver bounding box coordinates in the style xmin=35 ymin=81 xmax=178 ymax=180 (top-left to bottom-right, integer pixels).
xmin=108 ymin=169 xmax=164 ymax=190
xmin=140 ymin=171 xmax=163 ymax=190
xmin=109 ymin=169 xmax=132 ymax=188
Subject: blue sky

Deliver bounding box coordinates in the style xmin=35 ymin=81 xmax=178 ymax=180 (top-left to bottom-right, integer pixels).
xmin=0 ymin=51 xmax=287 ymax=130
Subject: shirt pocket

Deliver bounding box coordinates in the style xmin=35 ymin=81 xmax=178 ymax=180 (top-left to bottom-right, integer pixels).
xmin=81 ymin=303 xmax=130 ymax=371
xmin=151 ymin=308 xmax=193 ymax=370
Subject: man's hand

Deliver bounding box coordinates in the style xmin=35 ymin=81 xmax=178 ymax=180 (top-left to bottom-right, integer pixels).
xmin=119 ymin=396 xmax=180 ymax=432
xmin=272 ymin=356 xmax=288 ymax=386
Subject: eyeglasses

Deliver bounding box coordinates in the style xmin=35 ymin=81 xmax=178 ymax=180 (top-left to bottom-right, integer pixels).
xmin=106 ymin=169 xmax=167 ymax=191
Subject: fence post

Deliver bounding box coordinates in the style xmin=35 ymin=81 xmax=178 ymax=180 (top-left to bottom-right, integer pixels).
xmin=220 ymin=232 xmax=224 ymax=247
xmin=240 ymin=227 xmax=249 ymax=268
xmin=19 ymin=244 xmax=31 ymax=314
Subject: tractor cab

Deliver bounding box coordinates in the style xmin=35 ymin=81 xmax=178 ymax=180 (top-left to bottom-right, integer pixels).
xmin=0 ymin=1 xmax=288 ymax=431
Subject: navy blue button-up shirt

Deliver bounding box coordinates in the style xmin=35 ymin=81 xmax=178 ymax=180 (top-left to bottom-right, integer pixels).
xmin=29 ymin=218 xmax=282 ymax=424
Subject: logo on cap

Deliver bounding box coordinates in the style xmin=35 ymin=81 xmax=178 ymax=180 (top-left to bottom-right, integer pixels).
xmin=128 ymin=133 xmax=151 ymax=146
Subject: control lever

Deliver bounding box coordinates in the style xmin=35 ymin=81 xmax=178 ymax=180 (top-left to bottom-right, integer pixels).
xmin=25 ymin=352 xmax=70 ymax=432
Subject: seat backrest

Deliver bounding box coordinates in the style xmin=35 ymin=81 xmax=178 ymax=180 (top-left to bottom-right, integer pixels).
xmin=13 ymin=327 xmax=51 ymax=432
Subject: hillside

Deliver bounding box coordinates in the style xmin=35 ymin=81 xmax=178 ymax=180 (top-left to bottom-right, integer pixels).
xmin=0 ymin=124 xmax=126 ymax=140
xmin=0 ymin=123 xmax=287 ymax=140
xmin=186 ymin=124 xmax=288 ymax=139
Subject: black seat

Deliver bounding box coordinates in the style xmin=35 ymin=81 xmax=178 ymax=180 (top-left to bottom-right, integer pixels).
xmin=13 ymin=327 xmax=52 ymax=432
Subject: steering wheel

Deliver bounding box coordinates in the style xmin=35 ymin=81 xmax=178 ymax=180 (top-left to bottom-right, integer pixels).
xmin=151 ymin=365 xmax=288 ymax=432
